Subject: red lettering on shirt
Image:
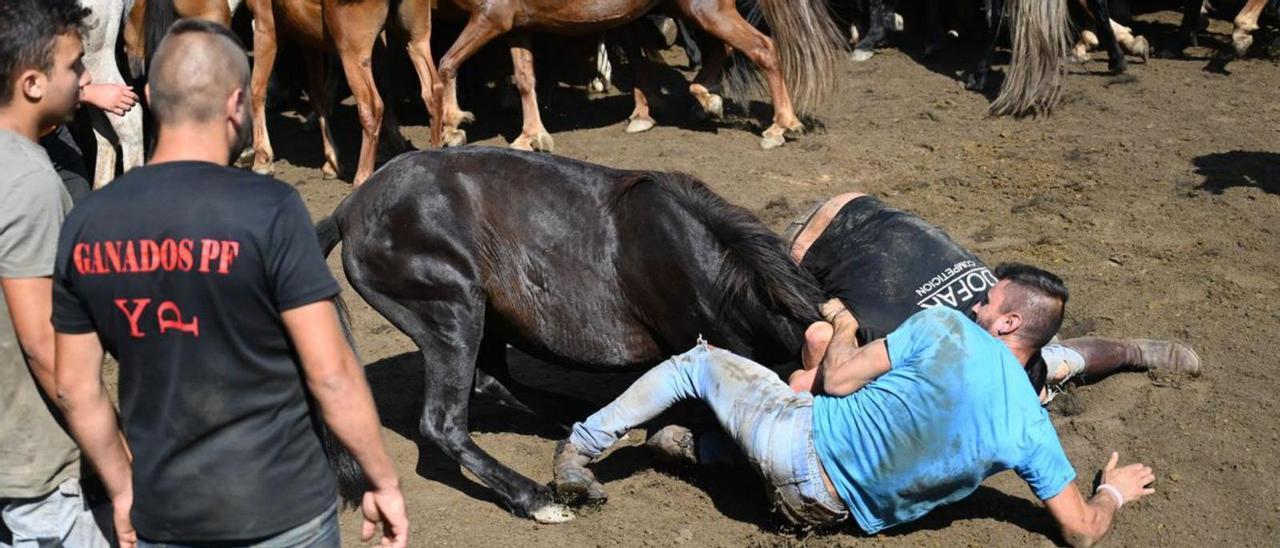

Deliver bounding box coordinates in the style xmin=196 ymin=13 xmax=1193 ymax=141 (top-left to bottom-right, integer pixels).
xmin=123 ymin=240 xmax=140 ymax=272
xmin=177 ymin=240 xmax=194 ymax=271
xmin=73 ymin=243 xmax=91 ymax=274
xmin=103 ymin=241 xmax=123 ymax=272
xmin=140 ymin=240 xmax=160 ymax=272
xmin=217 ymin=241 xmax=239 ymax=275
xmin=114 ymin=298 xmax=152 ymax=338
xmin=156 ymin=301 xmax=199 ymax=337
xmin=198 ymin=239 xmax=220 ymax=273
xmin=159 ymin=240 xmax=178 ymax=271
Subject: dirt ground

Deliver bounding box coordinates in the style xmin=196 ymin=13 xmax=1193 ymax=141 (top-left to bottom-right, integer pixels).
xmin=249 ymin=9 xmax=1280 ymax=547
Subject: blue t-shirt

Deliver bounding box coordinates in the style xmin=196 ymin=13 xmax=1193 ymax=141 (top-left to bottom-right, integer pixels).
xmin=811 ymin=307 xmax=1075 ymax=534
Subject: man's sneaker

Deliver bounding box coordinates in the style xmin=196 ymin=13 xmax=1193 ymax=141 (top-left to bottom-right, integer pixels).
xmin=551 ymin=440 xmax=607 ymax=504
xmin=646 ymin=425 xmax=698 ymax=466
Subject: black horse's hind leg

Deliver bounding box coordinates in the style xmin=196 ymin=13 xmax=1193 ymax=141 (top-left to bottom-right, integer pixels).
xmin=1162 ymin=0 xmax=1204 ymax=57
xmin=1086 ymin=0 xmax=1127 ymax=73
xmin=853 ymin=0 xmax=894 ymax=60
xmin=353 ymin=281 xmax=572 ymax=523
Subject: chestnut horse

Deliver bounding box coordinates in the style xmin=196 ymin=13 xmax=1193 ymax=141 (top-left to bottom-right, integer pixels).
xmin=316 ymin=147 xmax=825 ymax=522
xmin=122 ymin=0 xmax=239 ymax=78
xmin=427 ymin=0 xmax=846 ymax=151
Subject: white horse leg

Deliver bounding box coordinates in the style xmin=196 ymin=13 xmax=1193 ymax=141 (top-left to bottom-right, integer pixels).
xmin=589 ymin=39 xmax=611 ymax=94
xmin=81 ymin=0 xmax=144 ymax=187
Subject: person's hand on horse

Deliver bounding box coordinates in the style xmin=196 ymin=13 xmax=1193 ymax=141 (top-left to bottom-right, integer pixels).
xmin=361 ymin=484 xmax=409 ymax=547
xmin=112 ymin=492 xmax=138 ymax=548
xmin=1099 ymin=451 xmax=1156 ymax=507
xmin=82 ymin=83 xmax=139 ymax=117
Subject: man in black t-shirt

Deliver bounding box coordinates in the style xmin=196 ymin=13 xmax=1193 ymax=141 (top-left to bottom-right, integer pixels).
xmin=782 ymin=193 xmax=1201 ymax=400
xmin=50 ymin=20 xmax=407 ymax=547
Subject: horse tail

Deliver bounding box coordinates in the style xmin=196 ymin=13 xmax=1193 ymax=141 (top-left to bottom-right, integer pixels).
xmin=317 ymin=294 xmax=368 ymax=509
xmin=728 ymin=0 xmax=845 ymax=115
xmin=316 ymin=215 xmax=343 ymax=259
xmin=144 ymin=0 xmax=179 ymax=73
xmin=612 ymin=172 xmax=825 ymax=334
xmin=989 ymin=0 xmax=1071 ymax=116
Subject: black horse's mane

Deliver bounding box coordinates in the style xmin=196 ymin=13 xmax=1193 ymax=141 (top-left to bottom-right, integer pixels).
xmin=610 ymin=171 xmax=826 ymax=335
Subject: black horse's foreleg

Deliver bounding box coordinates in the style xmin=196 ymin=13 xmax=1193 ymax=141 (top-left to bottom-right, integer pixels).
xmin=1162 ymin=0 xmax=1204 ymax=56
xmin=853 ymin=0 xmax=891 ymax=60
xmin=966 ymin=0 xmax=1003 ymax=91
xmin=473 ymin=335 xmax=596 ymax=425
xmin=1085 ymin=0 xmax=1127 ymax=73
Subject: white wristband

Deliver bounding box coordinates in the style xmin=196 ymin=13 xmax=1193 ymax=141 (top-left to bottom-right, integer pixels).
xmin=1096 ymin=484 xmax=1124 ymax=508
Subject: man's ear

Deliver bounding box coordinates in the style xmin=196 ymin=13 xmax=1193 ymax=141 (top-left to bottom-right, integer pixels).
xmin=999 ymin=312 xmax=1023 ymax=337
xmin=20 ymin=69 xmax=46 ymax=101
xmin=144 ymin=83 xmax=152 ymax=106
xmin=226 ymin=86 xmax=244 ymax=119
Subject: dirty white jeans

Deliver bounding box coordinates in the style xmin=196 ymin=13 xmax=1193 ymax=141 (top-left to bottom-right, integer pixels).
xmin=569 ymin=342 xmax=847 ymax=526
xmin=0 ymin=478 xmax=111 ymax=548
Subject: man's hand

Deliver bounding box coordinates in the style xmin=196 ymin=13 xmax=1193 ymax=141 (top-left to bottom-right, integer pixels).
xmin=82 ymin=83 xmax=139 ymax=117
xmin=361 ymin=486 xmax=409 ymax=547
xmin=1099 ymin=451 xmax=1156 ymax=505
xmin=113 ymin=494 xmax=138 ymax=548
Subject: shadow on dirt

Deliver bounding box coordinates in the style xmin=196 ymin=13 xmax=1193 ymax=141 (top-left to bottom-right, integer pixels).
xmin=1193 ymin=150 xmax=1280 ymax=195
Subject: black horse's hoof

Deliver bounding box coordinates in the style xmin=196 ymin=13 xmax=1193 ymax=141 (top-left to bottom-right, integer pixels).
xmin=1109 ymin=58 xmax=1129 ymax=75
xmin=964 ymin=74 xmax=987 ymax=92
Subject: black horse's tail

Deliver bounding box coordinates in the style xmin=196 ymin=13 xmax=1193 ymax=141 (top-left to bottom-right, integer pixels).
xmin=143 ymin=0 xmax=179 ymax=74
xmin=313 ymin=200 xmax=365 ymax=507
xmin=612 ymin=172 xmax=825 ymax=341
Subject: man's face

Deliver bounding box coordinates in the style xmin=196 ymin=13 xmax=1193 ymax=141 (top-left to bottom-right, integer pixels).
xmin=971 ymin=280 xmax=1013 ymax=336
xmin=40 ymin=32 xmax=90 ymax=125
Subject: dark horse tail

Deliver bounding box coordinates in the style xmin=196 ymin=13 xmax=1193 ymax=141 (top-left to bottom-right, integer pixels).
xmin=143 ymin=0 xmax=179 ymax=74
xmin=730 ymin=0 xmax=846 ymax=115
xmin=313 ymin=203 xmax=366 ymax=507
xmin=613 ymin=172 xmax=825 ymax=353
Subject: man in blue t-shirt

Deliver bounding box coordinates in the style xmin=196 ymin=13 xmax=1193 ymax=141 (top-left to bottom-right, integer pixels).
xmin=553 ymin=263 xmax=1155 ymax=546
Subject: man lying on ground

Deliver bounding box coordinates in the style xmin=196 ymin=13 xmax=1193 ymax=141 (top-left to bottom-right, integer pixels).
xmin=783 ymin=192 xmax=1201 ymax=401
xmin=552 ymin=264 xmax=1155 ymax=546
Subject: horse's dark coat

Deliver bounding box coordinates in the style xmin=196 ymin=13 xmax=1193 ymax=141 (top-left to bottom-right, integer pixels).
xmin=317 ymin=147 xmax=825 ymax=518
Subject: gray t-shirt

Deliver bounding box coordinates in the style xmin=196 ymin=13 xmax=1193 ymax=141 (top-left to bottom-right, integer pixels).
xmin=0 ymin=128 xmax=79 ymax=499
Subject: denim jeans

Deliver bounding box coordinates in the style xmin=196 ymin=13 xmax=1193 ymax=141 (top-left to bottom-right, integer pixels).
xmin=0 ymin=478 xmax=111 ymax=548
xmin=570 ymin=341 xmax=847 ymax=526
xmin=138 ymin=502 xmax=338 ymax=548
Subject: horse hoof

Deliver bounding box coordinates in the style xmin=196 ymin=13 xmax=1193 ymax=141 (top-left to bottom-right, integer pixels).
xmin=588 ymin=78 xmax=606 ymax=94
xmin=1131 ymin=36 xmax=1150 ymax=61
xmin=851 ymin=49 xmax=875 ymax=62
xmin=655 ymin=16 xmax=678 ymax=48
xmin=322 ymin=162 xmax=339 ymax=180
xmin=1072 ymin=45 xmax=1091 ymax=64
xmin=251 ymin=162 xmax=273 ymax=176
xmin=530 ymin=503 xmax=575 ymax=524
xmin=512 ymin=131 xmax=554 ymax=152
xmin=848 ymin=24 xmax=860 ymax=46
xmin=1232 ymin=30 xmax=1253 ymax=57
xmin=701 ymin=94 xmax=724 ymax=120
xmin=626 ymin=116 xmax=656 ymax=134
xmin=443 ymin=129 xmax=467 ymax=148
xmin=760 ymin=128 xmax=787 ymax=150
xmin=459 ymin=110 xmax=476 ymax=124
xmin=889 ymin=12 xmax=904 ymax=33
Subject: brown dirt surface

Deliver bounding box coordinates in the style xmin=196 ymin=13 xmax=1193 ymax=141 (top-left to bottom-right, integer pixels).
xmin=255 ymin=11 xmax=1279 ymax=547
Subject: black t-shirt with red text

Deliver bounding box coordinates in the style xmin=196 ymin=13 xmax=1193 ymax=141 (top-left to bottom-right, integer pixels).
xmin=52 ymin=162 xmax=340 ymax=542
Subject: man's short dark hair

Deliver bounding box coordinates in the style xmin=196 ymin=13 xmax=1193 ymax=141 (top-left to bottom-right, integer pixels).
xmin=164 ymin=17 xmax=246 ymax=49
xmin=0 ymin=0 xmax=90 ymax=106
xmin=148 ymin=18 xmax=249 ymax=125
xmin=993 ymin=262 xmax=1068 ymax=349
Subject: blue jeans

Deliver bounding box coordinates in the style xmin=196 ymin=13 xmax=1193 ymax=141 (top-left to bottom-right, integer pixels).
xmin=138 ymin=503 xmax=338 ymax=548
xmin=0 ymin=478 xmax=111 ymax=548
xmin=570 ymin=342 xmax=847 ymax=526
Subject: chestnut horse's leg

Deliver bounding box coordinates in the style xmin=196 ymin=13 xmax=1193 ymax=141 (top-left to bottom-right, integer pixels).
xmin=303 ymin=49 xmax=341 ymax=178
xmin=619 ymin=26 xmax=657 ymax=134
xmin=676 ymin=0 xmax=801 ymax=149
xmin=686 ymin=30 xmax=729 ymax=121
xmin=248 ymin=0 xmax=278 ymax=175
xmin=397 ymin=0 xmax=438 ymax=123
xmin=431 ymin=14 xmax=506 ymax=148
xmin=325 ymin=0 xmax=390 ymax=185
xmin=1232 ymin=0 xmax=1269 ymax=57
xmin=508 ymin=31 xmax=553 ymax=152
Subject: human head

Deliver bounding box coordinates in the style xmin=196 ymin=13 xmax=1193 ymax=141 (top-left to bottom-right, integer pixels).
xmin=146 ymin=18 xmax=250 ymax=162
xmin=0 ymin=0 xmax=92 ymax=130
xmin=971 ymin=263 xmax=1068 ymax=351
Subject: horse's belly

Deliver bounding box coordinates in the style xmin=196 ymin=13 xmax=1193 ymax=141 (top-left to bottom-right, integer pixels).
xmin=512 ymin=0 xmax=662 ymax=33
xmin=274 ymin=0 xmax=324 ymax=49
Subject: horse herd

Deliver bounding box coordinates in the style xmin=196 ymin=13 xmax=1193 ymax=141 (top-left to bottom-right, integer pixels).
xmin=77 ymin=0 xmax=1273 ymax=188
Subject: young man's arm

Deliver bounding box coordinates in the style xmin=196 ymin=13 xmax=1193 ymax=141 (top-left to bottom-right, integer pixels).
xmin=2 ymin=277 xmax=57 ymax=396
xmin=790 ymin=298 xmax=865 ymax=393
xmin=282 ymin=300 xmax=408 ymax=548
xmin=1044 ymin=452 xmax=1156 ymax=547
xmin=55 ymin=331 xmax=138 ymax=548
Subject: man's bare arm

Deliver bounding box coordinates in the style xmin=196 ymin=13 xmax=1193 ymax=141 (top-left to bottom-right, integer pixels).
xmin=791 ymin=299 xmax=863 ymax=394
xmin=54 ymin=331 xmax=137 ymax=546
xmin=282 ymin=300 xmax=407 ymax=547
xmin=1044 ymin=452 xmax=1156 ymax=547
xmin=3 ymin=277 xmax=57 ymax=397
xmin=821 ymin=338 xmax=891 ymax=396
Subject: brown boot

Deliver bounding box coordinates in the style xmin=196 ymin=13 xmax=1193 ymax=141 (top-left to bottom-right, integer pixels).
xmin=551 ymin=440 xmax=607 ymax=505
xmin=646 ymin=425 xmax=698 ymax=466
xmin=1064 ymin=337 xmax=1202 ymax=377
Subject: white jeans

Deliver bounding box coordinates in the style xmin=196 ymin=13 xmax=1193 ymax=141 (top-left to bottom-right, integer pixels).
xmin=1 ymin=478 xmax=111 ymax=548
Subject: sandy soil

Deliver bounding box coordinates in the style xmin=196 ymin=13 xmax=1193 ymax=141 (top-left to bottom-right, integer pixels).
xmin=251 ymin=10 xmax=1280 ymax=547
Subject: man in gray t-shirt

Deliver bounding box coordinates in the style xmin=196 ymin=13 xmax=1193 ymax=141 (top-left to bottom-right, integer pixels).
xmin=0 ymin=0 xmax=109 ymax=545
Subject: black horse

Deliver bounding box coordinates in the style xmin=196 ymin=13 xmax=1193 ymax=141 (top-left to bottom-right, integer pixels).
xmin=316 ymin=147 xmax=825 ymax=522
